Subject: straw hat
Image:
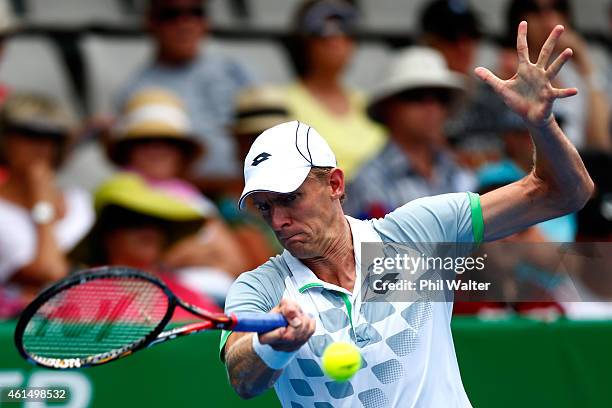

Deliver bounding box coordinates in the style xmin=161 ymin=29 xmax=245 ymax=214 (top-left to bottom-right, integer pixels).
xmin=233 ymin=87 xmax=290 ymax=137
xmin=0 ymin=92 xmax=74 ymax=167
xmin=107 ymin=88 xmax=204 ymax=166
xmin=367 ymin=46 xmax=466 ymax=122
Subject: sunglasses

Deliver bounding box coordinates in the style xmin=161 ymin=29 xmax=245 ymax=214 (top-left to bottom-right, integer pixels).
xmin=153 ymin=6 xmax=206 ymax=22
xmin=394 ymin=88 xmax=454 ymax=106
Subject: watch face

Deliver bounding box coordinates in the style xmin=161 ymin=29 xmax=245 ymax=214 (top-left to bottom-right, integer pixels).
xmin=31 ymin=201 xmax=55 ymax=224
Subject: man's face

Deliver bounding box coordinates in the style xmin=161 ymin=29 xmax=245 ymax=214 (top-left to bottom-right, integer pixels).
xmin=384 ymin=88 xmax=451 ymax=145
xmin=105 ymin=226 xmax=166 ymax=270
xmin=306 ymin=33 xmax=354 ymax=74
xmin=127 ymin=139 xmax=184 ymax=180
xmin=148 ymin=0 xmax=207 ymax=64
xmin=249 ymin=171 xmax=343 ymax=259
xmin=4 ymin=133 xmax=60 ymax=172
xmin=524 ymin=0 xmax=569 ymax=51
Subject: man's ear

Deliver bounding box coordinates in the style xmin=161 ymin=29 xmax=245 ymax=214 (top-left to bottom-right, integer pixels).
xmin=329 ymin=168 xmax=345 ymax=200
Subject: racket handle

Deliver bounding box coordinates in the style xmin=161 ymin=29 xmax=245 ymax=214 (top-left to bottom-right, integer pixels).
xmin=232 ymin=313 xmax=288 ymax=332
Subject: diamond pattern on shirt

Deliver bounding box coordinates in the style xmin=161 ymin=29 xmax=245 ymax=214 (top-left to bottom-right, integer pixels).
xmin=355 ymin=323 xmax=382 ymax=348
xmin=358 ymin=388 xmax=389 ymax=408
xmin=325 ymin=381 xmax=355 ymax=399
xmin=386 ymin=327 xmax=420 ymax=357
xmin=401 ymin=299 xmax=433 ymax=330
xmin=297 ymin=358 xmax=324 ymax=377
xmin=290 ymin=379 xmax=314 ymax=396
xmin=371 ymin=359 xmax=404 ymax=385
xmin=361 ymin=301 xmax=396 ymax=324
xmin=320 ymin=307 xmax=350 ymax=333
xmin=321 ymin=290 xmax=345 ymax=307
xmin=308 ymin=333 xmax=334 ymax=357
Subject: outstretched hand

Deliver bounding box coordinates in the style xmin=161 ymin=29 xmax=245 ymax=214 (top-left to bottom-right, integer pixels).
xmin=474 ymin=21 xmax=577 ymax=127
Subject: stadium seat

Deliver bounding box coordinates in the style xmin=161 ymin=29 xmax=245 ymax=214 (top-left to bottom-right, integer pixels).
xmin=207 ymin=38 xmax=293 ymax=84
xmin=469 ymin=0 xmax=511 ymax=36
xmin=0 ymin=35 xmax=81 ymax=119
xmin=242 ymin=0 xmax=302 ymax=30
xmin=359 ymin=0 xmax=427 ymax=33
xmin=208 ymin=0 xmax=239 ymax=29
xmin=570 ymin=0 xmax=609 ymax=34
xmin=474 ymin=40 xmax=501 ymax=75
xmin=25 ymin=0 xmax=132 ymax=26
xmin=344 ymin=41 xmax=393 ymax=91
xmin=80 ymin=35 xmax=154 ymax=115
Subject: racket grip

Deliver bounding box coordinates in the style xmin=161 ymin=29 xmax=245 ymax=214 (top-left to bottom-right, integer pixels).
xmin=232 ymin=313 xmax=288 ymax=332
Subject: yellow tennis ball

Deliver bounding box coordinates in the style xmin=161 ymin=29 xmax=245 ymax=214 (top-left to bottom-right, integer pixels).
xmin=321 ymin=341 xmax=362 ymax=381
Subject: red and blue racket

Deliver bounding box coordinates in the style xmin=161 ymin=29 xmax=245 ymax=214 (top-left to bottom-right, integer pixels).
xmin=14 ymin=266 xmax=287 ymax=369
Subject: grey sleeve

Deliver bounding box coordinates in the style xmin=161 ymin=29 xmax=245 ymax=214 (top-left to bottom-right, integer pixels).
xmin=219 ymin=263 xmax=285 ymax=359
xmin=224 ymin=268 xmax=283 ymax=315
xmin=372 ymin=192 xmax=480 ymax=244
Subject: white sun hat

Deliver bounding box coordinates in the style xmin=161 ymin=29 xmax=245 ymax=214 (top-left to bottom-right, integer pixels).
xmin=367 ymin=46 xmax=467 ymax=122
xmin=239 ymin=120 xmax=336 ymax=209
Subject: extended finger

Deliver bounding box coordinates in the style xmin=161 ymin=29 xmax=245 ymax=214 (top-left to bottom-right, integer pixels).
xmin=553 ymin=87 xmax=578 ymax=99
xmin=537 ymin=25 xmax=564 ymax=68
xmin=546 ymin=48 xmax=573 ymax=79
xmin=474 ymin=67 xmax=504 ymax=92
xmin=516 ymin=21 xmax=530 ymax=64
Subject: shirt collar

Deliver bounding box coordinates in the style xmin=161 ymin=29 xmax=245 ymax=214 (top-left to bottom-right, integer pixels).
xmin=281 ymin=215 xmax=381 ymax=297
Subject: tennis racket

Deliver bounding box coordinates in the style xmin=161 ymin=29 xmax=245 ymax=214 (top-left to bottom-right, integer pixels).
xmin=14 ymin=266 xmax=287 ymax=369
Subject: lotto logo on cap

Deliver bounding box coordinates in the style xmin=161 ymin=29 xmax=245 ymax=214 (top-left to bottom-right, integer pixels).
xmin=239 ymin=121 xmax=336 ymax=209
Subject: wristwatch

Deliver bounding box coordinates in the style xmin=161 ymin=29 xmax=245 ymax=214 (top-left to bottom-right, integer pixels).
xmin=31 ymin=201 xmax=56 ymax=225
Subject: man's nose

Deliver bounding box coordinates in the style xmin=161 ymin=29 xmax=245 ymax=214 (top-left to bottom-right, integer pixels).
xmin=270 ymin=205 xmax=291 ymax=231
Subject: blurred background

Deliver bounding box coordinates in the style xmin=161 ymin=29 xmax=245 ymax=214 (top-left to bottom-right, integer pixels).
xmin=0 ymin=0 xmax=611 ymax=406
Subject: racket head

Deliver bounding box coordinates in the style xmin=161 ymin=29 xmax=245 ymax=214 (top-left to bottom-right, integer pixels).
xmin=14 ymin=266 xmax=176 ymax=369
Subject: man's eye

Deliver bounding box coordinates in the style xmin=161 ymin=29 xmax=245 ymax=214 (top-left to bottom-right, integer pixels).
xmin=255 ymin=203 xmax=270 ymax=212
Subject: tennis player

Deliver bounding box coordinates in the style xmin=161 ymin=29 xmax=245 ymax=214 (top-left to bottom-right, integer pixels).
xmin=220 ymin=22 xmax=593 ymax=407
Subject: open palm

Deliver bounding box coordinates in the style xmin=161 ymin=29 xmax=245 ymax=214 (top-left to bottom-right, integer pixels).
xmin=475 ymin=21 xmax=577 ymax=127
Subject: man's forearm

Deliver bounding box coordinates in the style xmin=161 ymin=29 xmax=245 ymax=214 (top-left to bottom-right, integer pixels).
xmin=528 ymin=116 xmax=593 ymax=211
xmin=225 ymin=334 xmax=282 ymax=399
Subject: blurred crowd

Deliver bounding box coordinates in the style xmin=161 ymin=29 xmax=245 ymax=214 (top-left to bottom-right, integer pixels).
xmin=0 ymin=0 xmax=611 ymax=320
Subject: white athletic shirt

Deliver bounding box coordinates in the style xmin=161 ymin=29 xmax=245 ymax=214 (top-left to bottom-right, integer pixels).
xmin=221 ymin=192 xmax=484 ymax=408
xmin=0 ymin=188 xmax=94 ymax=282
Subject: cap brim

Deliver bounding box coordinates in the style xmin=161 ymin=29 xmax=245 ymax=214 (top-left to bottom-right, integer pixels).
xmin=239 ymin=165 xmax=310 ymax=210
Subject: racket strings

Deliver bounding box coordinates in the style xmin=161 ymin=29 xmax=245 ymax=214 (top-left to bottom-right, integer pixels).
xmin=22 ymin=277 xmax=169 ymax=359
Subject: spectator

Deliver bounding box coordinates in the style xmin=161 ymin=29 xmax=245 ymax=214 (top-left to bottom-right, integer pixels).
xmin=218 ymin=86 xmax=290 ymax=268
xmin=70 ymin=173 xmax=223 ymax=316
xmin=556 ymin=151 xmax=612 ymax=318
xmin=0 ymin=93 xmax=94 ymax=307
xmin=0 ymin=0 xmax=18 ymax=105
xmin=506 ymin=0 xmax=610 ymax=150
xmin=0 ymin=0 xmax=20 ymax=184
xmin=345 ymin=47 xmax=476 ymax=219
xmin=420 ymin=0 xmax=506 ymax=170
xmin=420 ymin=0 xmax=482 ymax=76
xmin=107 ymin=87 xmax=248 ymax=278
xmin=117 ymin=0 xmax=255 ymax=193
xmin=285 ymin=0 xmax=385 ymax=180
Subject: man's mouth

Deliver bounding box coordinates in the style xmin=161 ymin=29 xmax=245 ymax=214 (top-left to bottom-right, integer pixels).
xmin=279 ymin=232 xmax=302 ymax=241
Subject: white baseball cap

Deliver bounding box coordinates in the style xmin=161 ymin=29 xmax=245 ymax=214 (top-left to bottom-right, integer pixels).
xmin=239 ymin=121 xmax=337 ymax=210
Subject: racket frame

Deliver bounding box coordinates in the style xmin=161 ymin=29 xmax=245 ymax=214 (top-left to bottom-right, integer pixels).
xmin=14 ymin=266 xmax=177 ymax=369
